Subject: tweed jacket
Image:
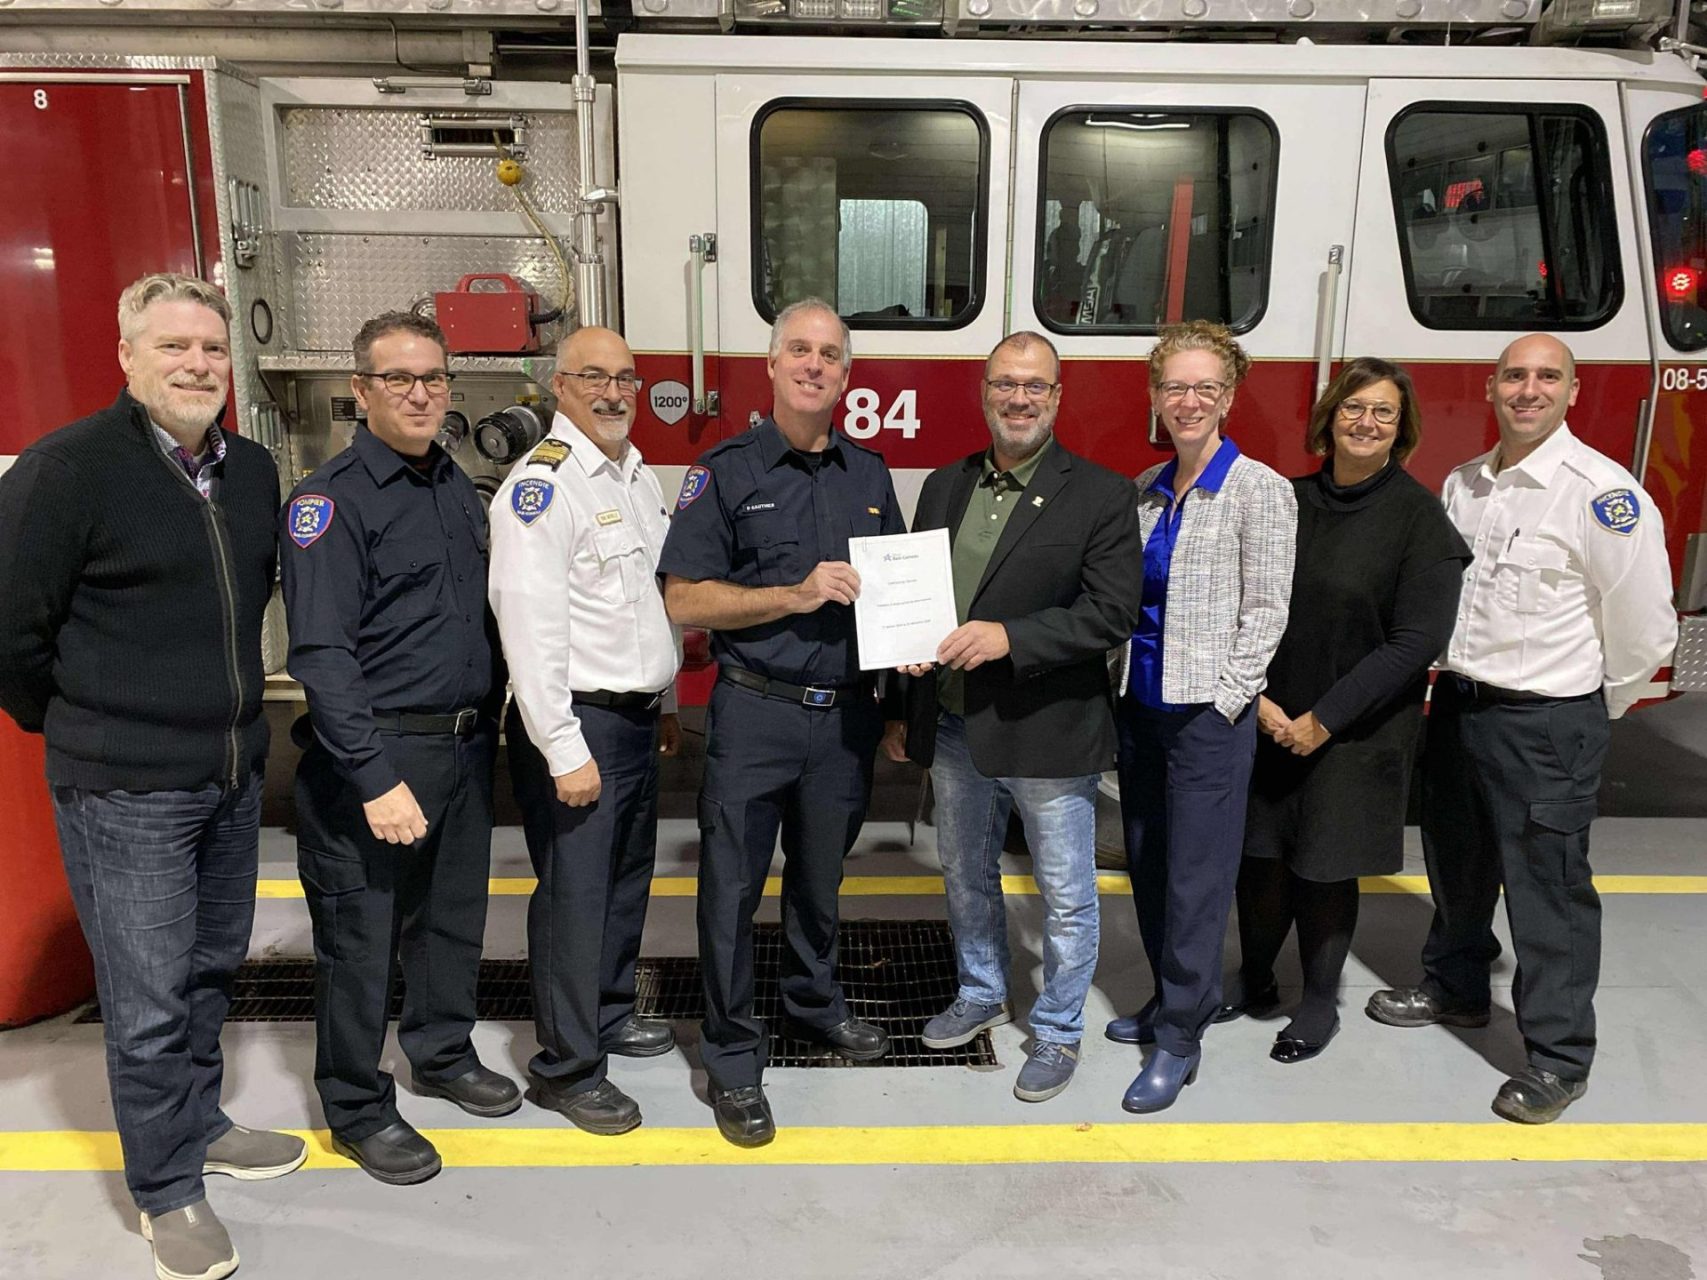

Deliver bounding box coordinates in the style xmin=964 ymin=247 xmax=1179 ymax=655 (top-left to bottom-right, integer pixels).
xmin=1115 ymin=450 xmax=1297 ymax=721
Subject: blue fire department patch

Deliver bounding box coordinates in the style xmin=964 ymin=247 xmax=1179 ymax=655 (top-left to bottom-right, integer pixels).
xmin=511 ymin=478 xmax=555 ymax=526
xmin=1589 ymin=487 xmax=1640 ymax=536
xmin=287 ymin=495 xmax=335 ymax=549
xmin=676 ymin=465 xmax=710 ymax=510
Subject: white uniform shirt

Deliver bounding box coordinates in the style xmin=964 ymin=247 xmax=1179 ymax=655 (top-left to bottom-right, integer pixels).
xmin=1441 ymin=422 xmax=1675 ymax=719
xmin=489 ymin=414 xmax=682 ymax=776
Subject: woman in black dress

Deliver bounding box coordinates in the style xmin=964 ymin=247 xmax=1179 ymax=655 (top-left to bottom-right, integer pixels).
xmin=1222 ymin=357 xmax=1470 ymax=1064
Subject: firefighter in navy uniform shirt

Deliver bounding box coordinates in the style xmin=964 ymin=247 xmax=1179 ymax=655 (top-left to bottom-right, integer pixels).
xmin=280 ymin=311 xmax=519 ymax=1186
xmin=1368 ymin=333 xmax=1676 ymax=1124
xmin=659 ymin=297 xmax=906 ymax=1147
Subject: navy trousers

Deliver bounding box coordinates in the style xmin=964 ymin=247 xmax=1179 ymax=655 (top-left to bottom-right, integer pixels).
xmin=695 ymin=678 xmax=881 ymax=1090
xmin=1116 ymin=699 xmax=1258 ymax=1056
xmin=1420 ymin=680 xmax=1609 ymax=1080
xmin=507 ymin=700 xmax=661 ymax=1093
xmin=52 ymin=772 xmax=262 ymax=1214
xmin=295 ymin=728 xmax=495 ymax=1140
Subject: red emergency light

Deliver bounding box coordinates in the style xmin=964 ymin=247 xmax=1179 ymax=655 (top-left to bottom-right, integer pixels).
xmin=1664 ymin=265 xmax=1699 ymax=300
xmin=1688 ymin=147 xmax=1707 ymax=177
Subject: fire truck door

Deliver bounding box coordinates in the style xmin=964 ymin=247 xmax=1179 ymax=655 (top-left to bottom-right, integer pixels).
xmin=1622 ymin=84 xmax=1707 ymax=634
xmin=1008 ymin=77 xmax=1367 ymax=480
xmin=1341 ymin=78 xmax=1651 ymax=494
xmin=0 ymin=75 xmax=208 ymax=461
xmin=712 ymin=71 xmax=1013 ymax=500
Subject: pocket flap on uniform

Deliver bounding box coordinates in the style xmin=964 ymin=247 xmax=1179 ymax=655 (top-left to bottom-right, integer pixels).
xmin=1528 ymin=797 xmax=1597 ymax=835
xmin=298 ymin=845 xmax=366 ymax=896
xmin=697 ymin=794 xmax=722 ymax=833
xmin=736 ymin=510 xmax=798 ymax=547
xmin=592 ymin=523 xmax=642 ymax=561
xmin=372 ymin=545 xmax=439 ymax=578
xmin=1497 ymin=538 xmax=1568 ymax=573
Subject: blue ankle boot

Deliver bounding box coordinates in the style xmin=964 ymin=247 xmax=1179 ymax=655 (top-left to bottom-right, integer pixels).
xmin=1121 ymin=1047 xmax=1201 ymax=1114
xmin=1104 ymin=999 xmax=1158 ymax=1046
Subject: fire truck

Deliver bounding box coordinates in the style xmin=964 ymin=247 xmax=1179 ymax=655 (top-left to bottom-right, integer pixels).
xmin=2 ymin=0 xmax=1706 ymax=1012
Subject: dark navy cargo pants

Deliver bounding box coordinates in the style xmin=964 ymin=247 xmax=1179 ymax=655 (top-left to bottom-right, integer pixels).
xmin=507 ymin=700 xmax=660 ymax=1094
xmin=695 ymin=677 xmax=881 ymax=1090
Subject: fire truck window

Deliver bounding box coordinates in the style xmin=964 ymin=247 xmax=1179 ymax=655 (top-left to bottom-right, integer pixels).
xmin=1036 ymin=109 xmax=1276 ymax=334
xmin=1389 ymin=107 xmax=1621 ymax=330
xmin=1644 ymin=104 xmax=1707 ymax=351
xmin=752 ymin=104 xmax=986 ymax=328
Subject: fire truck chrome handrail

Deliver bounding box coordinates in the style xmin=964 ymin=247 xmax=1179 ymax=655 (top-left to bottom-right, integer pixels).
xmin=1312 ymin=244 xmax=1344 ymax=403
xmin=689 ymin=233 xmax=712 ymax=415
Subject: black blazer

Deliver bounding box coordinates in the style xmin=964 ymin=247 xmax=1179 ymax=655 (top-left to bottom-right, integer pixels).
xmin=904 ymin=441 xmax=1141 ymax=778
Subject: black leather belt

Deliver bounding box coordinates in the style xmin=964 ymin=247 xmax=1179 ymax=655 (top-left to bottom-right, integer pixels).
xmin=572 ymin=689 xmax=665 ymax=710
xmin=719 ymin=665 xmax=865 ymax=709
xmin=373 ymin=708 xmax=482 ymax=735
xmin=1442 ymin=675 xmax=1595 ymax=707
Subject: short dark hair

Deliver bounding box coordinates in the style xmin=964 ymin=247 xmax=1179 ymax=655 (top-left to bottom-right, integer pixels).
xmin=987 ymin=331 xmax=1061 ymax=381
xmin=353 ymin=311 xmax=448 ymax=372
xmin=1306 ymin=356 xmax=1423 ymax=465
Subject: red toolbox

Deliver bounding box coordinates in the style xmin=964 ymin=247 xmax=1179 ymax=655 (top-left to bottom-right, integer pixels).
xmin=434 ymin=273 xmax=540 ymax=353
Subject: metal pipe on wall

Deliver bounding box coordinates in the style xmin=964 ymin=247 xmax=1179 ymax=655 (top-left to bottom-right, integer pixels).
xmin=573 ymin=0 xmax=605 ymax=328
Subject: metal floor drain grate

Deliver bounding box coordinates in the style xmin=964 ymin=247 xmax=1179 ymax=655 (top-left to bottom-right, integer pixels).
xmin=78 ymin=920 xmax=995 ymax=1068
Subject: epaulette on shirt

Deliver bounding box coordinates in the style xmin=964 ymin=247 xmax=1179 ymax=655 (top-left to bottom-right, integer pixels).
xmin=527 ymin=437 xmax=572 ymax=471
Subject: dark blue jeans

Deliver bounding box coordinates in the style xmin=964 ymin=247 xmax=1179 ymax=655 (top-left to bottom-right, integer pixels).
xmin=51 ymin=771 xmax=262 ymax=1215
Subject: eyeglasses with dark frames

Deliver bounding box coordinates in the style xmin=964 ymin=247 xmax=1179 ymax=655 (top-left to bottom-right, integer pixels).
xmin=560 ymin=370 xmax=645 ymax=395
xmin=363 ymin=370 xmax=454 ymax=396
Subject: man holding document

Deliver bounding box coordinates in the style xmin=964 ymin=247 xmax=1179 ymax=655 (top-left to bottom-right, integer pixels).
xmin=880 ymin=332 xmax=1142 ymax=1103
xmin=660 ymin=297 xmax=905 ymax=1147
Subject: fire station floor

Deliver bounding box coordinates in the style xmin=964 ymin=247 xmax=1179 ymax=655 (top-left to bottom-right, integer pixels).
xmin=3 ymin=699 xmax=1706 ymax=1280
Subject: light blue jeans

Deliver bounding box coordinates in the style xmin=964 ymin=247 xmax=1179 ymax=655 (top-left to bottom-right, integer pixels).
xmin=930 ymin=713 xmax=1100 ymax=1043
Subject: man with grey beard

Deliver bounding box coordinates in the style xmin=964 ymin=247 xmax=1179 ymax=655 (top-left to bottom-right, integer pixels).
xmin=489 ymin=327 xmax=683 ymax=1135
xmin=882 ymin=330 xmax=1141 ymax=1103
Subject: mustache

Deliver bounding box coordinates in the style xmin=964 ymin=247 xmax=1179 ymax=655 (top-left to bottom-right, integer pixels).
xmin=592 ymin=398 xmax=629 ymax=415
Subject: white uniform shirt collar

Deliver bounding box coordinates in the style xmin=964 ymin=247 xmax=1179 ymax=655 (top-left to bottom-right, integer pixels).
xmin=552 ymin=411 xmax=641 ymax=482
xmin=1478 ymin=421 xmax=1576 ymax=487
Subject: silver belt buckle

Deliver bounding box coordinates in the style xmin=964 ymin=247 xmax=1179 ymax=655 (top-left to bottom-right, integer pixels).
xmin=801 ymin=686 xmax=837 ymax=708
xmin=453 ymin=708 xmax=477 ymax=734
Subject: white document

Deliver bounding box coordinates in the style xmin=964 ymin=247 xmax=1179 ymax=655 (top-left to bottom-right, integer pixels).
xmin=848 ymin=528 xmax=960 ymax=671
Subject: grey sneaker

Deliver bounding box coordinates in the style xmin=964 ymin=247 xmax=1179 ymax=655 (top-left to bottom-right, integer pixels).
xmin=139 ymin=1200 xmax=238 ymax=1280
xmin=1013 ymin=1040 xmax=1080 ymax=1103
xmin=203 ymin=1123 xmax=308 ymax=1180
xmin=920 ymin=997 xmax=1012 ymax=1050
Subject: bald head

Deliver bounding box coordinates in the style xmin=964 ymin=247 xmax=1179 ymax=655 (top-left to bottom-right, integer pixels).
xmin=551 ymin=326 xmax=639 ymax=459
xmin=1487 ymin=332 xmax=1579 ymax=464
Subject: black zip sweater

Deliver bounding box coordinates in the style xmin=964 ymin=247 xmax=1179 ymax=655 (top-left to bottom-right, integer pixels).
xmin=0 ymin=390 xmax=279 ymax=790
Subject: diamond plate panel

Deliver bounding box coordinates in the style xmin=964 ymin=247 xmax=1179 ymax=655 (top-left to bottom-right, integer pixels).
xmin=1669 ymin=615 xmax=1707 ymax=693
xmin=281 ymin=108 xmax=580 ymax=213
xmin=288 ymin=233 xmax=572 ymax=351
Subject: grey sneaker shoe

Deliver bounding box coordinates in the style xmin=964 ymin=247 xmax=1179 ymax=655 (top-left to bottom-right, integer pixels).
xmin=1013 ymin=1040 xmax=1080 ymax=1103
xmin=920 ymin=997 xmax=1012 ymax=1050
xmin=203 ymin=1123 xmax=308 ymax=1180
xmin=139 ymin=1200 xmax=238 ymax=1280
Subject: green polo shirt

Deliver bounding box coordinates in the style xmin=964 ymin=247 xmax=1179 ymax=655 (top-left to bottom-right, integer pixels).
xmin=938 ymin=437 xmax=1053 ymax=715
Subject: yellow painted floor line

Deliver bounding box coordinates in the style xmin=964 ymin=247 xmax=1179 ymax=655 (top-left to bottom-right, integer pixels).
xmin=4 ymin=1123 xmax=1706 ymax=1172
xmin=254 ymin=873 xmax=1707 ymax=900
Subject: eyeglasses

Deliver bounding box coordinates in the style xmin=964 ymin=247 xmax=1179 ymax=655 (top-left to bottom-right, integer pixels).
xmin=560 ymin=370 xmax=645 ymax=396
xmin=1156 ymin=380 xmax=1230 ymax=403
xmin=984 ymin=379 xmax=1059 ymax=398
xmin=1337 ymin=399 xmax=1401 ymax=425
xmin=364 ymin=370 xmax=454 ymax=396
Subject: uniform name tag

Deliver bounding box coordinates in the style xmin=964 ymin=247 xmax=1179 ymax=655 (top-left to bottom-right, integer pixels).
xmin=596 ymin=508 xmax=623 ymax=526
xmin=530 ymin=438 xmax=571 ymax=471
xmin=511 ymin=478 xmax=555 ymax=526
xmin=740 ymin=501 xmax=777 ymax=515
xmin=1590 ymin=487 xmax=1640 ymax=536
xmin=287 ymin=494 xmax=335 ymax=548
